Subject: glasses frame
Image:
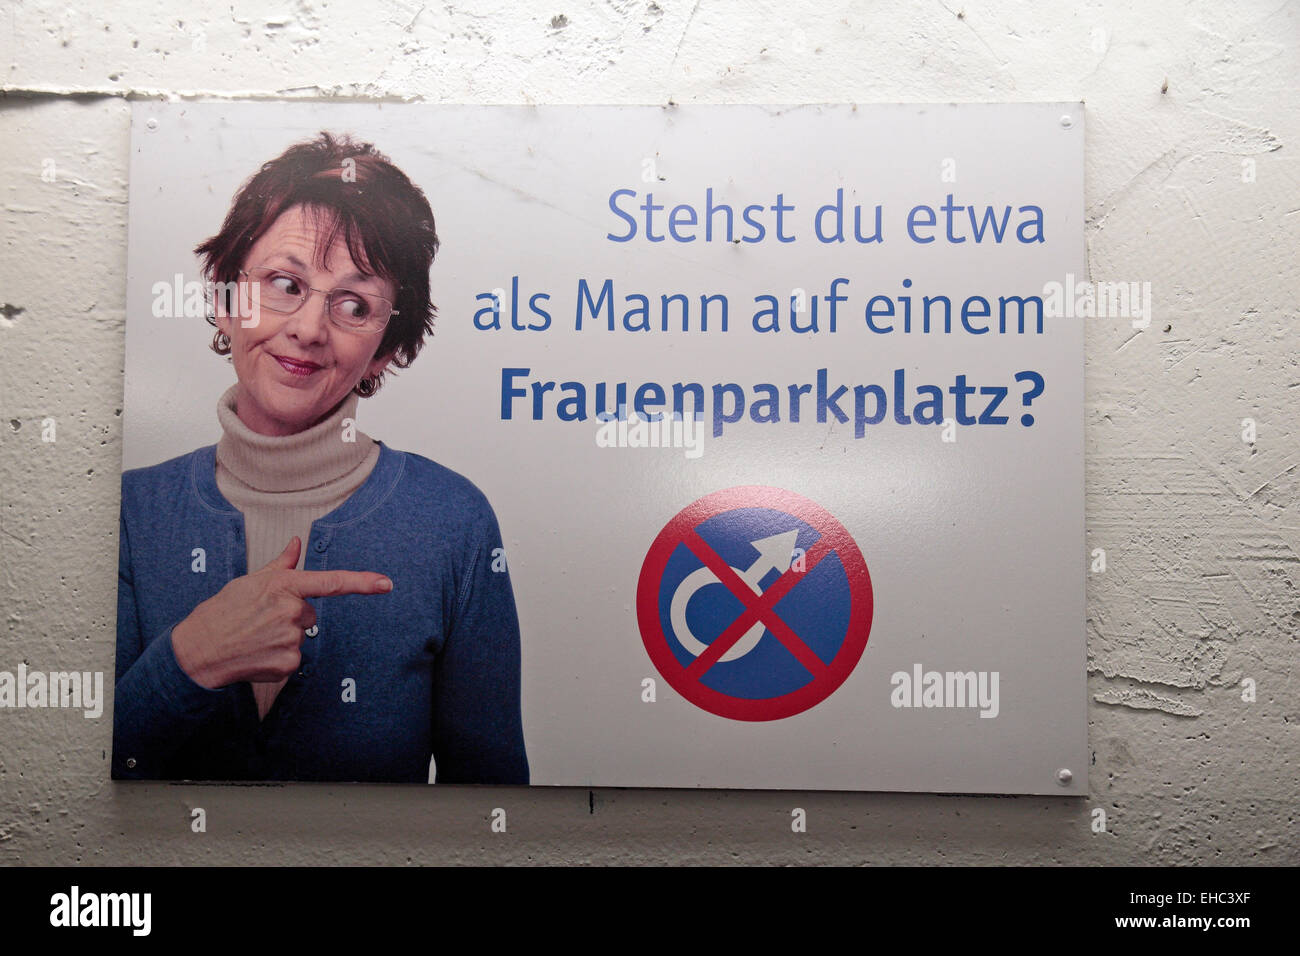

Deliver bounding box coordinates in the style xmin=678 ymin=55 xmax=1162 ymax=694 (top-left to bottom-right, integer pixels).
xmin=238 ymin=266 xmax=399 ymax=335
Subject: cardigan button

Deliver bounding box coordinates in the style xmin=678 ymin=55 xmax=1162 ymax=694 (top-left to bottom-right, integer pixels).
xmin=314 ymin=540 xmax=326 ymax=552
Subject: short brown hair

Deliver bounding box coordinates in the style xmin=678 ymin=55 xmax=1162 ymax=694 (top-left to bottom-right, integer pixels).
xmin=195 ymin=131 xmax=439 ymax=397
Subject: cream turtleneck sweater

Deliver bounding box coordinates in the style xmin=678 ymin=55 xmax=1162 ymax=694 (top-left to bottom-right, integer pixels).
xmin=214 ymin=383 xmax=380 ymax=719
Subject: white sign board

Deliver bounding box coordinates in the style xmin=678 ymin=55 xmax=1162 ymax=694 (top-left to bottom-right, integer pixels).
xmin=122 ymin=103 xmax=1086 ymax=793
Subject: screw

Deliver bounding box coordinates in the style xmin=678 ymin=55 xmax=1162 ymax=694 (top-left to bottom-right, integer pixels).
xmin=1057 ymin=768 xmax=1073 ymax=785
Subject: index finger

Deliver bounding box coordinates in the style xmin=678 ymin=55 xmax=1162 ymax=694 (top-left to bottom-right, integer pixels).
xmin=283 ymin=569 xmax=394 ymax=598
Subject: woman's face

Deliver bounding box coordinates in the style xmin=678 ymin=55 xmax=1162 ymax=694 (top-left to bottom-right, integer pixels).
xmin=216 ymin=204 xmax=396 ymax=437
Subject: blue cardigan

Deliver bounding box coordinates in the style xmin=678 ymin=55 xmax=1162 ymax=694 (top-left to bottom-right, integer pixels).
xmin=113 ymin=441 xmax=528 ymax=784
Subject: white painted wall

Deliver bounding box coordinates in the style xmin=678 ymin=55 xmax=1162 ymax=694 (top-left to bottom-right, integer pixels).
xmin=0 ymin=0 xmax=1296 ymax=864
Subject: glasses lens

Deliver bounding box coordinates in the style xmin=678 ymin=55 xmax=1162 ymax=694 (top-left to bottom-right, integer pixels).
xmin=249 ymin=268 xmax=304 ymax=313
xmin=329 ymin=291 xmax=391 ymax=332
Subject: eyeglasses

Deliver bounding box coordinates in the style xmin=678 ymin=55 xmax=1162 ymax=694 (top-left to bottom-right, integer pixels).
xmin=239 ymin=267 xmax=398 ymax=334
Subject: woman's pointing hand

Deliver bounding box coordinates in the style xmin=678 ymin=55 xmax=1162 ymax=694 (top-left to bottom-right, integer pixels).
xmin=170 ymin=537 xmax=392 ymax=689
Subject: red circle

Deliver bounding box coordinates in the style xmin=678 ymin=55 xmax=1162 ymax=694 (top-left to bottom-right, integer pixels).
xmin=636 ymin=486 xmax=873 ymax=721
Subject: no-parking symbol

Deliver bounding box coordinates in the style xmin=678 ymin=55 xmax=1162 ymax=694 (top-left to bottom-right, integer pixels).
xmin=636 ymin=486 xmax=873 ymax=721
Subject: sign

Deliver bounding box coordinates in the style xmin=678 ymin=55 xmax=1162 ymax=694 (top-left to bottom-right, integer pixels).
xmin=121 ymin=103 xmax=1087 ymax=793
xmin=637 ymin=486 xmax=872 ymax=721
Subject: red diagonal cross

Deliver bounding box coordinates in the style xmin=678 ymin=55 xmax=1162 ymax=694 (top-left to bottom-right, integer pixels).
xmin=680 ymin=531 xmax=836 ymax=682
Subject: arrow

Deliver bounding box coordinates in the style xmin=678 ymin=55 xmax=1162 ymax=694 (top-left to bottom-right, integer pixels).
xmin=669 ymin=530 xmax=799 ymax=662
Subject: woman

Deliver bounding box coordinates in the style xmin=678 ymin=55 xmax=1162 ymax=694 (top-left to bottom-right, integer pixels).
xmin=113 ymin=132 xmax=528 ymax=784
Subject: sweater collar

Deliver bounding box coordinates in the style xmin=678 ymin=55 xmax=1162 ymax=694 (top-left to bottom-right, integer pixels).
xmin=193 ymin=440 xmax=404 ymax=525
xmin=214 ymin=383 xmax=373 ymax=493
